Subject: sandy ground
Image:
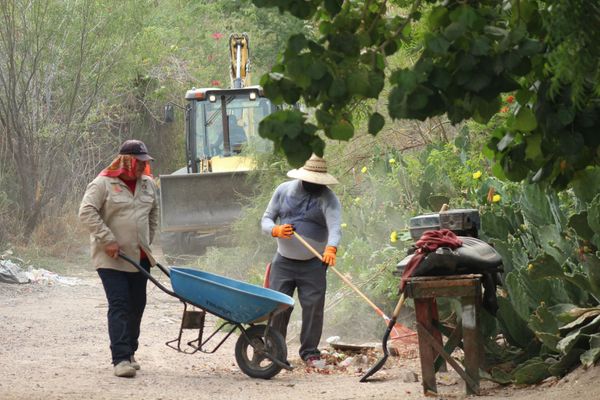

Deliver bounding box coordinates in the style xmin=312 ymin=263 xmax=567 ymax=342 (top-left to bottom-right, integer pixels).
xmin=1 ymin=267 xmax=600 ymax=400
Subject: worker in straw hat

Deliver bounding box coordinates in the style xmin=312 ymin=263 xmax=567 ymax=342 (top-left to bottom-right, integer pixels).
xmin=261 ymin=154 xmax=342 ymax=366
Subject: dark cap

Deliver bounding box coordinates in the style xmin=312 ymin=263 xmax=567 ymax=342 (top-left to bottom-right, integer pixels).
xmin=119 ymin=140 xmax=154 ymax=161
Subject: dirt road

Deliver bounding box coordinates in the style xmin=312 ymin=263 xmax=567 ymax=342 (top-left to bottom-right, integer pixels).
xmin=1 ymin=268 xmax=599 ymax=400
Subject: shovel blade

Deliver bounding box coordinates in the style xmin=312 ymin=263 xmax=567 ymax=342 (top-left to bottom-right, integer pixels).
xmin=360 ymin=353 xmax=388 ymax=382
xmin=360 ymin=319 xmax=395 ymax=382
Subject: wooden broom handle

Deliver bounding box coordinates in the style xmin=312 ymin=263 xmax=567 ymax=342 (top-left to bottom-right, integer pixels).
xmin=293 ymin=232 xmax=385 ymax=315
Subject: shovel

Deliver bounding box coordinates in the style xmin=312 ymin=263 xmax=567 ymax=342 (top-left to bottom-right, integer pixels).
xmin=360 ymin=292 xmax=406 ymax=382
xmin=292 ymin=232 xmax=415 ymax=342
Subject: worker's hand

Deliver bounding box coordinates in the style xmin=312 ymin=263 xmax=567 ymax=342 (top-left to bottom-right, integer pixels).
xmin=271 ymin=224 xmax=294 ymax=239
xmin=105 ymin=241 xmax=120 ymax=259
xmin=322 ymin=246 xmax=337 ymax=267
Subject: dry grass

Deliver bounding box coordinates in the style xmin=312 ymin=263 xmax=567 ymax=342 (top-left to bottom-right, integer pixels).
xmin=7 ymin=203 xmax=90 ymax=274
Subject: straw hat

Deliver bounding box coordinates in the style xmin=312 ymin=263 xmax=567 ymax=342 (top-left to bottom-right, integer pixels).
xmin=287 ymin=154 xmax=339 ymax=185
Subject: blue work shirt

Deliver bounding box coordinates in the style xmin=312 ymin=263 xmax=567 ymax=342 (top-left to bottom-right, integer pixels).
xmin=261 ymin=180 xmax=342 ymax=260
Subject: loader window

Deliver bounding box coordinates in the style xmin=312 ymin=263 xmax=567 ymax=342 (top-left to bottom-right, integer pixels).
xmin=196 ymin=95 xmax=273 ymax=158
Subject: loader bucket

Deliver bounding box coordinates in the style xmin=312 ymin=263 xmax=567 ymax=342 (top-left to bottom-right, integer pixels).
xmin=159 ymin=171 xmax=254 ymax=233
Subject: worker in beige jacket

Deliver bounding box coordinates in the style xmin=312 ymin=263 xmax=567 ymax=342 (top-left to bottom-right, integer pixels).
xmin=79 ymin=140 xmax=158 ymax=378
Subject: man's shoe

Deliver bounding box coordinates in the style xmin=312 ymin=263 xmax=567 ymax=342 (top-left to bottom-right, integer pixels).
xmin=114 ymin=360 xmax=136 ymax=378
xmin=130 ymin=355 xmax=140 ymax=370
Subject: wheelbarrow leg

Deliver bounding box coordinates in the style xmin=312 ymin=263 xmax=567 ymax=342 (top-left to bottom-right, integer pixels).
xmin=166 ymin=302 xmax=206 ymax=354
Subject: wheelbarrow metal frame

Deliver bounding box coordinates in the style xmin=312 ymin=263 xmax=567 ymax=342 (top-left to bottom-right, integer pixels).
xmin=118 ymin=253 xmax=292 ymax=373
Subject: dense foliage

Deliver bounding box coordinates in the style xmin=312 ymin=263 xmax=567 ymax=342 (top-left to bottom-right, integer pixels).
xmin=253 ymin=0 xmax=600 ymax=189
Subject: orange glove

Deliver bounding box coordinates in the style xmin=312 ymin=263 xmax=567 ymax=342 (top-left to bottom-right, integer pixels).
xmin=271 ymin=224 xmax=294 ymax=239
xmin=322 ymin=246 xmax=337 ymax=266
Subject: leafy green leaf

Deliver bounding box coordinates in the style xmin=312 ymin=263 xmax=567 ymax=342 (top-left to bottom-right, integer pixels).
xmin=425 ymin=33 xmax=450 ymax=55
xmin=581 ymin=346 xmax=600 ymax=368
xmin=588 ymin=194 xmax=600 ymax=234
xmin=548 ymin=347 xmax=585 ymax=376
xmin=580 ymin=334 xmax=600 ymax=367
xmin=428 ymin=7 xmax=448 ymax=29
xmin=487 ymin=368 xmax=514 ymax=384
xmin=568 ymin=212 xmax=595 ymax=241
xmin=512 ymin=358 xmax=551 ymax=384
xmin=465 ymin=73 xmax=491 ymax=92
xmin=430 ymin=68 xmax=451 ymax=89
xmin=582 ymin=254 xmax=600 ymax=295
xmin=527 ymin=253 xmax=563 ymax=280
xmin=328 ymin=78 xmax=347 ymax=100
xmin=323 ymin=0 xmax=342 ymax=16
xmin=449 ymin=5 xmax=480 ymax=29
xmin=570 ymin=168 xmax=600 ymax=203
xmin=328 ymin=120 xmax=354 ymax=140
xmin=306 ymin=60 xmax=327 ymax=80
xmin=443 ymin=22 xmax=465 ymax=41
xmin=513 ymin=107 xmax=538 ymax=131
xmin=471 ymin=36 xmax=490 ymax=55
xmin=529 ymin=304 xmax=560 ymax=351
xmin=366 ymin=71 xmax=385 ymax=98
xmin=524 ymin=133 xmax=542 ymax=161
xmin=368 ymin=112 xmax=385 ymax=135
xmin=346 ymin=70 xmax=370 ymax=96
xmin=281 ymin=136 xmax=312 ymax=168
xmin=287 ymin=33 xmax=308 ymax=55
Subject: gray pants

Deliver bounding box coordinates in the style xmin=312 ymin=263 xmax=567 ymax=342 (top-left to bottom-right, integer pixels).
xmin=269 ymin=253 xmax=327 ymax=361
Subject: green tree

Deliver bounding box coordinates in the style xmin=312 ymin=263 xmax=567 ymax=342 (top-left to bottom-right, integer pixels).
xmin=252 ymin=0 xmax=600 ymax=189
xmin=0 ymin=0 xmax=147 ymax=239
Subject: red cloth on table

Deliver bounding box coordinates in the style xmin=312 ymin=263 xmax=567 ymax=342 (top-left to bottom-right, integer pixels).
xmin=400 ymin=229 xmax=463 ymax=291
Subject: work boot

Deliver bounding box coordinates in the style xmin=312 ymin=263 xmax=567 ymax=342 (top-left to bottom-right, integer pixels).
xmin=130 ymin=355 xmax=140 ymax=370
xmin=114 ymin=360 xmax=136 ymax=378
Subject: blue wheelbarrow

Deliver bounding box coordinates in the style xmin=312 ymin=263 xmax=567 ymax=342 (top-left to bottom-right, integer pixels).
xmin=118 ymin=253 xmax=294 ymax=379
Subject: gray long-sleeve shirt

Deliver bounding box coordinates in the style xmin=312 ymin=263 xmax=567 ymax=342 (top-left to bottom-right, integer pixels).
xmin=261 ymin=180 xmax=342 ymax=260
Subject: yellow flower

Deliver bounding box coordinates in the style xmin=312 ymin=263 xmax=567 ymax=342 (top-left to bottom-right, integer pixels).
xmin=354 ymin=197 xmax=361 ymax=203
xmin=527 ymin=263 xmax=534 ymax=271
xmin=492 ymin=194 xmax=501 ymax=203
xmin=341 ymin=223 xmax=347 ymax=228
xmin=361 ymin=166 xmax=367 ymax=173
xmin=472 ymin=170 xmax=482 ymax=179
xmin=389 ymin=158 xmax=396 ymax=165
xmin=390 ymin=231 xmax=398 ymax=243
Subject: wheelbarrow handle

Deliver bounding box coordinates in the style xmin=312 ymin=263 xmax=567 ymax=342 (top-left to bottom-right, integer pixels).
xmin=118 ymin=252 xmax=180 ymax=300
xmin=155 ymin=261 xmax=171 ymax=278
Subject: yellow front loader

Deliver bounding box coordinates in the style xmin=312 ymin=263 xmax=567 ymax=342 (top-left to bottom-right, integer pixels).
xmin=160 ymin=34 xmax=274 ymax=255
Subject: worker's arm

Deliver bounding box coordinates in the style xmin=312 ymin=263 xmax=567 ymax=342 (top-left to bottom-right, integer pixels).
xmin=78 ymin=179 xmax=117 ymax=247
xmin=321 ymin=191 xmax=342 ymax=266
xmin=148 ymin=179 xmax=159 ymax=245
xmin=261 ymin=184 xmax=283 ymax=235
xmin=323 ymin=191 xmax=342 ymax=248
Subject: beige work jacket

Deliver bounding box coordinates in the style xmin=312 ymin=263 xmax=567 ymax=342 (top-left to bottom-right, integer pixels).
xmin=79 ymin=175 xmax=159 ymax=272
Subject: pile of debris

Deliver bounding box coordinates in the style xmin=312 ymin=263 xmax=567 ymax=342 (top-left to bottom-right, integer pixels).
xmin=0 ymin=250 xmax=81 ymax=286
xmin=294 ymin=336 xmax=419 ymax=376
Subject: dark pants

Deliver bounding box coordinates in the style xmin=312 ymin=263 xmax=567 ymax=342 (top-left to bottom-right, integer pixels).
xmin=269 ymin=253 xmax=327 ymax=361
xmin=97 ymin=259 xmax=150 ymax=365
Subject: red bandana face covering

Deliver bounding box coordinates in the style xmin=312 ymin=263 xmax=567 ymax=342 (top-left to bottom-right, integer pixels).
xmin=98 ymin=155 xmax=152 ymax=179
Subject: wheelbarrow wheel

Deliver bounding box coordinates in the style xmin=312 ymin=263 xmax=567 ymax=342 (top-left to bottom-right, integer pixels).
xmin=235 ymin=324 xmax=287 ymax=379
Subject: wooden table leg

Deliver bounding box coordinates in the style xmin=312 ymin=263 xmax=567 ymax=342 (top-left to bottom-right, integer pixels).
xmin=415 ymin=298 xmax=437 ymax=394
xmin=461 ymin=295 xmax=481 ymax=395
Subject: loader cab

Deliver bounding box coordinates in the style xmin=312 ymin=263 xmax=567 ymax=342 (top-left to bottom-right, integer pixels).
xmin=184 ymin=87 xmax=274 ymax=173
